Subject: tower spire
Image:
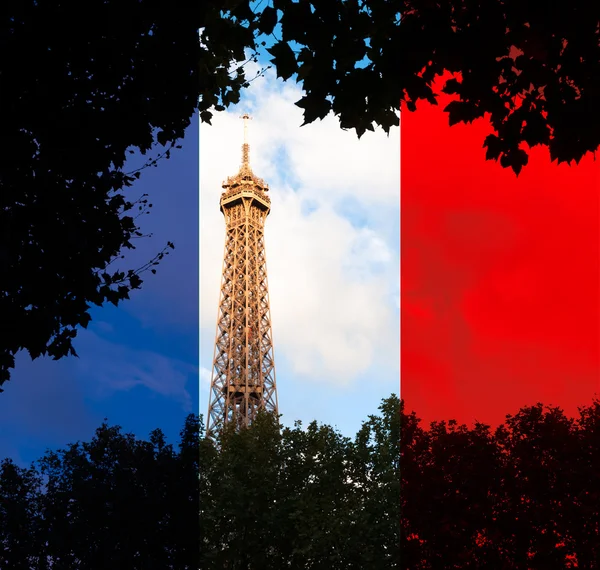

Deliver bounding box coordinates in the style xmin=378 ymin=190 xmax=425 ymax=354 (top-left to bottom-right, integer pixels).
xmin=240 ymin=112 xmax=252 ymax=167
xmin=221 ymin=112 xmax=268 ymax=193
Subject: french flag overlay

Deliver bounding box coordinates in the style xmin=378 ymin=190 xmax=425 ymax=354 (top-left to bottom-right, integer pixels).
xmin=401 ymin=91 xmax=599 ymax=427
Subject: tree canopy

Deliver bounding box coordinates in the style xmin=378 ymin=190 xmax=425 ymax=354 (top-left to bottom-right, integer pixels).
xmin=401 ymin=398 xmax=600 ymax=568
xmin=2 ymin=0 xmax=597 ymax=385
xmin=0 ymin=0 xmax=244 ymax=385
xmin=262 ymin=0 xmax=598 ymax=174
xmin=1 ymin=395 xmax=599 ymax=567
xmin=200 ymin=395 xmax=400 ymax=568
xmin=0 ymin=414 xmax=200 ymax=569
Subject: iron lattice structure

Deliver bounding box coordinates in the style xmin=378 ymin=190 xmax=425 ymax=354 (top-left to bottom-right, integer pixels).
xmin=206 ymin=114 xmax=278 ymax=439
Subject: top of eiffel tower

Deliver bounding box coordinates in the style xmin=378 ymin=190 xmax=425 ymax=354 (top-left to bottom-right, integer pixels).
xmin=222 ymin=113 xmax=269 ymax=194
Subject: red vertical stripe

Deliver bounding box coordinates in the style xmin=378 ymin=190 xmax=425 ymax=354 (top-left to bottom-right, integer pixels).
xmin=401 ymin=93 xmax=600 ymax=427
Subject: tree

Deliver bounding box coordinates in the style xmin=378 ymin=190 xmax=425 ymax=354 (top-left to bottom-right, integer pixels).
xmin=31 ymin=416 xmax=200 ymax=569
xmin=37 ymin=422 xmax=188 ymax=568
xmin=0 ymin=459 xmax=44 ymax=569
xmin=173 ymin=414 xmax=202 ymax=568
xmin=200 ymin=411 xmax=362 ymax=569
xmin=263 ymin=0 xmax=599 ymax=174
xmin=3 ymin=1 xmax=597 ymax=387
xmin=400 ymin=398 xmax=600 ymax=567
xmin=0 ymin=0 xmax=256 ymax=386
xmin=1 ymin=396 xmax=599 ymax=567
xmin=353 ymin=395 xmax=401 ymax=567
xmin=200 ymin=397 xmax=401 ymax=569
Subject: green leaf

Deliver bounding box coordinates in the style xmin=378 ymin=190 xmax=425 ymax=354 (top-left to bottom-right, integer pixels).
xmin=79 ymin=313 xmax=92 ymax=329
xmin=522 ymin=112 xmax=550 ymax=148
xmin=483 ymin=134 xmax=503 ymax=161
xmin=258 ymin=6 xmax=278 ymax=35
xmin=267 ymin=41 xmax=298 ymax=81
xmin=295 ymin=95 xmax=332 ymax=125
xmin=129 ymin=273 xmax=142 ymax=289
xmin=442 ymin=78 xmax=462 ymax=95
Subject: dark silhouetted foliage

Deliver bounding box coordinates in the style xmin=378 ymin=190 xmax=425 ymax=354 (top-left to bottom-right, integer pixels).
xmin=401 ymin=399 xmax=600 ymax=568
xmin=265 ymin=0 xmax=599 ymax=175
xmin=2 ymin=1 xmax=596 ymax=386
xmin=0 ymin=0 xmax=253 ymax=386
xmin=1 ymin=415 xmax=200 ymax=569
xmin=200 ymin=395 xmax=401 ymax=569
xmin=2 ymin=396 xmax=598 ymax=567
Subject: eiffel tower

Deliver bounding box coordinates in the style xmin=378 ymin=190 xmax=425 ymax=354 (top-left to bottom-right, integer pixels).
xmin=206 ymin=114 xmax=278 ymax=439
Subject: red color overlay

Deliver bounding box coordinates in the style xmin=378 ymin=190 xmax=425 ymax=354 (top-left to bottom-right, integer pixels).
xmin=401 ymin=95 xmax=600 ymax=427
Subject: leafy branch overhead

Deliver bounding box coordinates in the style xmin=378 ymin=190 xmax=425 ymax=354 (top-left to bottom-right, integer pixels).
xmin=0 ymin=1 xmax=243 ymax=386
xmin=1 ymin=0 xmax=597 ymax=386
xmin=257 ymin=0 xmax=598 ymax=175
xmin=2 ymin=395 xmax=599 ymax=567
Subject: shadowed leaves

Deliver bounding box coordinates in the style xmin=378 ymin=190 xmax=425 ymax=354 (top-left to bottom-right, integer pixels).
xmin=0 ymin=1 xmax=254 ymax=387
xmin=267 ymin=41 xmax=298 ymax=81
xmin=1 ymin=396 xmax=599 ymax=566
xmin=2 ymin=0 xmax=597 ymax=387
xmin=402 ymin=399 xmax=600 ymax=568
xmin=261 ymin=0 xmax=598 ymax=173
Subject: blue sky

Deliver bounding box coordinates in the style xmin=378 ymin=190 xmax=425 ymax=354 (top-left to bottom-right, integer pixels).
xmin=199 ymin=63 xmax=399 ymax=436
xmin=1 ymin=51 xmax=399 ymax=468
xmin=0 ymin=120 xmax=199 ymax=467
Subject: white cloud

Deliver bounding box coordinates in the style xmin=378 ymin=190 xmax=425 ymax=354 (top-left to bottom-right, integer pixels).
xmin=74 ymin=330 xmax=194 ymax=411
xmin=200 ymin=366 xmax=212 ymax=388
xmin=200 ymin=67 xmax=399 ymax=387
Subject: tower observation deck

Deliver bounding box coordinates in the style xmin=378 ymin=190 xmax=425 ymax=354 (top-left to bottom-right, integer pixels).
xmin=206 ymin=114 xmax=278 ymax=439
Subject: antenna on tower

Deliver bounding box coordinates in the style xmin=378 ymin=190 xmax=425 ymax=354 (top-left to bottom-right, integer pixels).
xmin=240 ymin=113 xmax=252 ymax=166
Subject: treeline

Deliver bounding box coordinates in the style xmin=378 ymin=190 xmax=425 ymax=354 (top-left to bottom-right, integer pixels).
xmin=0 ymin=417 xmax=199 ymax=569
xmin=200 ymin=397 xmax=400 ymax=569
xmin=402 ymin=399 xmax=600 ymax=569
xmin=1 ymin=396 xmax=598 ymax=568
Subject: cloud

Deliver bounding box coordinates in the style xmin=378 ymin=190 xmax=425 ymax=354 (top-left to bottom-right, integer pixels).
xmin=199 ymin=67 xmax=399 ymax=386
xmin=109 ymin=119 xmax=199 ymax=330
xmin=94 ymin=320 xmax=114 ymax=334
xmin=74 ymin=330 xmax=195 ymax=412
xmin=200 ymin=366 xmax=211 ymax=388
xmin=1 ymin=352 xmax=96 ymax=446
xmin=2 ymin=330 xmax=197 ymax=464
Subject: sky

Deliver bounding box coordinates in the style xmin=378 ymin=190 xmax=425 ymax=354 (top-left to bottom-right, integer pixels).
xmin=0 ymin=61 xmax=400 ymax=467
xmin=199 ymin=63 xmax=400 ymax=436
xmin=0 ymin=119 xmax=199 ymax=467
xmin=3 ymin=50 xmax=595 ymax=467
xmin=402 ymin=87 xmax=600 ymax=428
